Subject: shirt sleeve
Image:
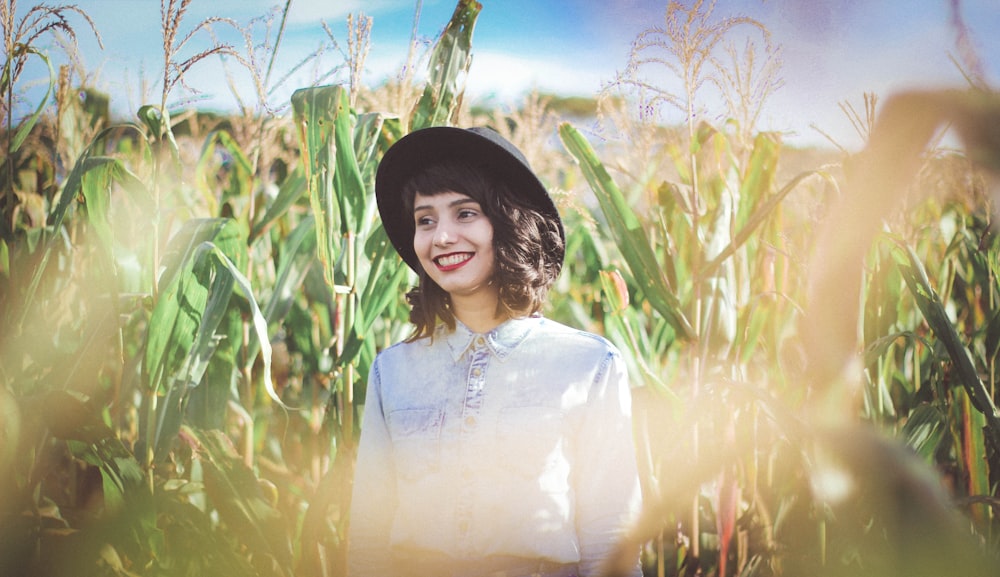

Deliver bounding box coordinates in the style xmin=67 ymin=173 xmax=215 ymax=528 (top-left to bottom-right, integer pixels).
xmin=347 ymin=356 xmax=398 ymax=577
xmin=574 ymin=349 xmax=643 ymax=577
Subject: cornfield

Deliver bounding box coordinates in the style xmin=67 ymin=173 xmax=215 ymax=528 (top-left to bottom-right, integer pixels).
xmin=2 ymin=1 xmax=999 ymax=576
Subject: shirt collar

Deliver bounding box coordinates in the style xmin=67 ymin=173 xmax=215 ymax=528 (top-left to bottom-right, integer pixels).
xmin=442 ymin=315 xmax=539 ymax=362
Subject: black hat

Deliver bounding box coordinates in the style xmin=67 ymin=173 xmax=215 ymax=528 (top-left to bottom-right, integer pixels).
xmin=375 ymin=126 xmax=565 ymax=274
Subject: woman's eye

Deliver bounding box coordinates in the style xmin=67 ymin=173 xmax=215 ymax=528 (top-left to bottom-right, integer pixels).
xmin=415 ymin=215 xmax=434 ymax=226
xmin=458 ymin=209 xmax=478 ymax=220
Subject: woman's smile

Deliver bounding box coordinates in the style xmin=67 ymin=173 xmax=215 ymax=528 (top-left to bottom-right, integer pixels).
xmin=434 ymin=252 xmax=474 ymax=270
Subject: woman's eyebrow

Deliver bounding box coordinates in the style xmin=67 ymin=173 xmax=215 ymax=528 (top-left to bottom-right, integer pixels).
xmin=449 ymin=197 xmax=479 ymax=208
xmin=412 ymin=195 xmax=478 ymax=212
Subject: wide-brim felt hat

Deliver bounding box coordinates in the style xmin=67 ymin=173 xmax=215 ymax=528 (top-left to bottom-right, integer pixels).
xmin=375 ymin=126 xmax=565 ymax=274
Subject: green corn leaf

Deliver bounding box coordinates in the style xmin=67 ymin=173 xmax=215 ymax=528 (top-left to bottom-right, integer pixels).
xmin=958 ymin=390 xmax=991 ymax=522
xmin=50 ymin=125 xmax=150 ymax=233
xmin=136 ymin=104 xmax=165 ymax=140
xmin=357 ymin=222 xmax=407 ymax=334
xmin=292 ymin=84 xmax=343 ymax=289
xmin=0 ymin=238 xmax=8 ymax=279
xmin=738 ymin=302 xmax=769 ymax=366
xmin=173 ymin=252 xmax=237 ymax=429
xmin=559 ymin=122 xmax=692 ymax=339
xmin=9 ymin=47 xmax=54 ymax=154
xmin=862 ymin=331 xmax=931 ymax=368
xmin=21 ymin=129 xmax=149 ymax=329
xmin=381 ymin=115 xmax=406 ymax=146
xmin=354 ymin=112 xmax=385 ymax=177
xmin=331 ymin=88 xmax=367 ymax=235
xmin=186 ymin=308 xmax=241 ymax=431
xmin=410 ymin=0 xmax=481 ymax=130
xmin=862 ymin=361 xmax=898 ymax=420
xmin=144 ymin=259 xmax=210 ymax=458
xmin=144 ymin=218 xmax=246 ymax=396
xmin=182 ymin=239 xmax=270 ymax=430
xmin=143 ymin=241 xmax=218 ymax=457
xmin=144 ymin=230 xmax=279 ymax=456
xmin=79 ymin=159 xmax=119 ymax=256
xmin=136 ymin=104 xmax=180 ymax=160
xmin=249 ymin=165 xmax=307 ymax=243
xmin=267 ymin=215 xmax=318 ymax=325
xmin=246 ymin=215 xmax=318 ymax=363
xmin=735 ymin=132 xmax=780 ymax=228
xmin=599 ymin=269 xmax=630 ymax=314
xmin=196 ymin=130 xmax=253 ymax=209
xmin=70 ymin=436 xmax=146 ymax=516
xmin=184 ymin=426 xmax=294 ymax=568
xmin=0 ymin=54 xmax=10 ymax=97
xmin=200 ymin=242 xmax=280 ymax=406
xmin=78 ymin=157 xmax=149 ymax=261
xmin=341 ymin=223 xmax=410 ymax=364
xmin=200 ymin=130 xmax=252 ymax=177
xmin=984 ymin=308 xmax=1000 ymax=364
xmin=901 ymin=403 xmax=946 ymax=463
xmin=891 ymin=239 xmax=1000 ymax=451
xmin=157 ymin=218 xmax=248 ymax=292
xmin=701 ymin=168 xmax=828 ymax=279
xmin=354 ymin=112 xmax=386 ymax=236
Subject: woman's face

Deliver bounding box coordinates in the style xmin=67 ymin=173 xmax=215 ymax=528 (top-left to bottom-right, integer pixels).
xmin=412 ymin=190 xmax=498 ymax=304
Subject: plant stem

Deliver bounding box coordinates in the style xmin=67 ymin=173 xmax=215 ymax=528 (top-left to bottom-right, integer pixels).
xmin=687 ymin=83 xmax=703 ymax=571
xmin=3 ymin=60 xmax=13 ymax=243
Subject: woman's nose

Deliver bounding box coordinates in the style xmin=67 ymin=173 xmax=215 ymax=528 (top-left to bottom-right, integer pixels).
xmin=434 ymin=224 xmax=455 ymax=246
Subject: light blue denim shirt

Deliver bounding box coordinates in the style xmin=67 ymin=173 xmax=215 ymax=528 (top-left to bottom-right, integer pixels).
xmin=347 ymin=315 xmax=642 ymax=577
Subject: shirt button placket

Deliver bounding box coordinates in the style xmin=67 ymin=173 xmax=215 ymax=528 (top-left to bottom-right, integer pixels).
xmin=456 ymin=336 xmax=490 ymax=551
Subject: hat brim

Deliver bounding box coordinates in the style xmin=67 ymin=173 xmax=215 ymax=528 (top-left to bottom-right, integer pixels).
xmin=375 ymin=126 xmax=565 ymax=273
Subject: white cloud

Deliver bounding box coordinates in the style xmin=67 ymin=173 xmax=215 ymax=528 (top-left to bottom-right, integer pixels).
xmin=354 ymin=47 xmax=616 ymax=106
xmin=463 ymin=51 xmax=611 ymax=102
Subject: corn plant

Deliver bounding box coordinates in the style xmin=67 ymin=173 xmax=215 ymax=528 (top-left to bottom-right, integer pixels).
xmin=563 ymin=2 xmax=826 ymax=574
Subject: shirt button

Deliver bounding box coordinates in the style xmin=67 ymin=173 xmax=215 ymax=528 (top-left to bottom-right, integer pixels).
xmin=474 ymin=336 xmax=486 ymax=347
xmin=465 ymin=415 xmax=477 ymax=427
xmin=471 ymin=367 xmax=482 ymax=377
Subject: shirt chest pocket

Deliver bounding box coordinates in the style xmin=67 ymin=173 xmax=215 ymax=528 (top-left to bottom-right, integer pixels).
xmin=388 ymin=408 xmax=444 ymax=481
xmin=497 ymin=406 xmax=566 ymax=478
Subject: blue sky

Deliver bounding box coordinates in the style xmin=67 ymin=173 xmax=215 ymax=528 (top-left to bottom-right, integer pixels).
xmin=14 ymin=0 xmax=1000 ymax=148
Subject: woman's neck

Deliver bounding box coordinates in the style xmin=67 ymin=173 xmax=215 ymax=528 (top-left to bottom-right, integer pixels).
xmin=451 ymin=294 xmax=507 ymax=334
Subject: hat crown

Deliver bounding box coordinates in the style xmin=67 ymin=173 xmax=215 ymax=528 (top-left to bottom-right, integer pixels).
xmin=466 ymin=126 xmax=530 ymax=166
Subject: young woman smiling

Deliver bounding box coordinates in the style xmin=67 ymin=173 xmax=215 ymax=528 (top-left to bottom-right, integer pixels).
xmin=347 ymin=126 xmax=643 ymax=577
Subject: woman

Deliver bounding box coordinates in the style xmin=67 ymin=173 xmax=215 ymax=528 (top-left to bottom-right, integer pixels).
xmin=348 ymin=126 xmax=643 ymax=577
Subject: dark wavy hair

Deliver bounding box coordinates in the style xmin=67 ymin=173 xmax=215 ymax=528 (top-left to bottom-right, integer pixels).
xmin=401 ymin=161 xmax=564 ymax=341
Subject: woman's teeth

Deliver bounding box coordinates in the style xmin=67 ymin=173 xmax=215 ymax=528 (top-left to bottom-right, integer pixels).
xmin=436 ymin=253 xmax=470 ymax=267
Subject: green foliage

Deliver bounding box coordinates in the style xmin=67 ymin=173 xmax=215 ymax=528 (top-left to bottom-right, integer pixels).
xmin=890 ymin=238 xmax=1000 ymax=446
xmin=2 ymin=1 xmax=1000 ymax=576
xmin=563 ymin=85 xmax=1000 ymax=576
xmin=560 ymin=123 xmax=692 ymax=340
